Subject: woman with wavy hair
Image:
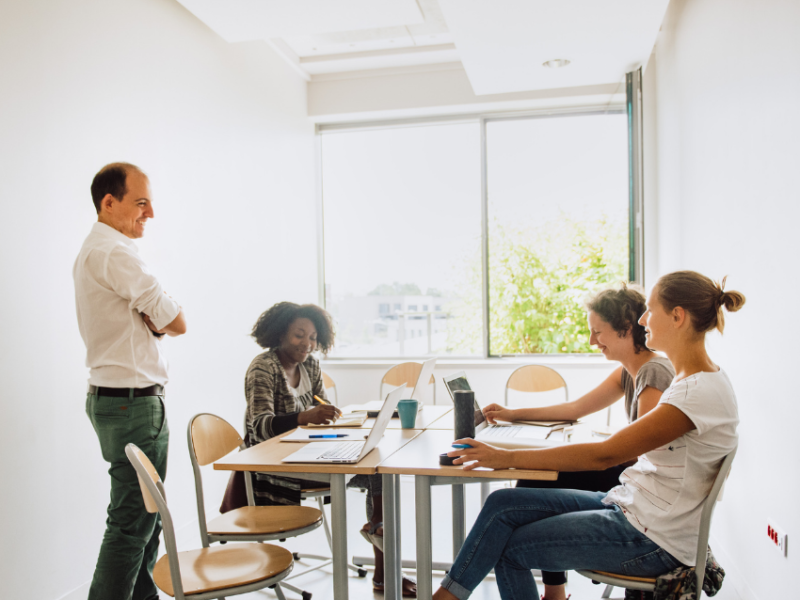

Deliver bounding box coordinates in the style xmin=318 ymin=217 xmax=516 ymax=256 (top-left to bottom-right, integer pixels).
xmin=435 ymin=272 xmax=744 ymax=600
xmin=481 ymin=283 xmax=675 ymax=599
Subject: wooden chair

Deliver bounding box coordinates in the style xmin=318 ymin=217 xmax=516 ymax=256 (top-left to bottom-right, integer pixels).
xmin=126 ymin=442 xmax=295 ymax=600
xmin=380 ymin=361 xmax=436 ymax=404
xmin=576 ymin=446 xmax=738 ymax=598
xmin=504 ymin=364 xmax=568 ymax=406
xmin=188 ymin=414 xmax=325 ymax=600
xmin=321 ymin=370 xmax=338 ymax=406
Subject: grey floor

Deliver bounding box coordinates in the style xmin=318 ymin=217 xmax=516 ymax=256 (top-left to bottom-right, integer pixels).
xmin=163 ymin=477 xmax=739 ymax=600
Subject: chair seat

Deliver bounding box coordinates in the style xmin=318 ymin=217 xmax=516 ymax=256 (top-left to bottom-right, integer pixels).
xmin=154 ymin=542 xmax=293 ymax=596
xmin=584 ymin=569 xmax=657 ymax=584
xmin=207 ymin=505 xmax=322 ymax=535
xmin=301 ymin=486 xmax=331 ymax=494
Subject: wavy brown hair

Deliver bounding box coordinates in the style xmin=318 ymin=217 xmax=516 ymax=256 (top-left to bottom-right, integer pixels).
xmin=656 ymin=271 xmax=745 ymax=334
xmin=585 ymin=283 xmax=649 ymax=354
xmin=251 ymin=302 xmax=335 ymax=352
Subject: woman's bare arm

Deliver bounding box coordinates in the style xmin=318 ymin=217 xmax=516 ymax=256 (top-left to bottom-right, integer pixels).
xmin=452 ymin=403 xmax=695 ymax=472
xmin=484 ymin=367 xmax=625 ymax=423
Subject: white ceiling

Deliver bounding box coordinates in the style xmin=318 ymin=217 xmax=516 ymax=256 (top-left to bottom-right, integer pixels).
xmin=176 ymin=0 xmax=669 ymax=92
xmin=174 ymin=0 xmax=423 ymax=42
xmin=438 ymin=0 xmax=670 ymax=95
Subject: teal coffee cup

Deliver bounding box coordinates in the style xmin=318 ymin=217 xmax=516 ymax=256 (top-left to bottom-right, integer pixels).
xmin=397 ymin=399 xmax=419 ymax=429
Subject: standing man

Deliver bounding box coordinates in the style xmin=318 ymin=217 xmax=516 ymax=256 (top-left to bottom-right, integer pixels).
xmin=74 ymin=163 xmax=186 ymax=600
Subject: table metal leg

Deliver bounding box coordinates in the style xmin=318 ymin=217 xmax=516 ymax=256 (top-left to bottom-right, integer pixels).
xmin=383 ymin=473 xmax=402 ymax=600
xmin=451 ymin=484 xmax=465 ymax=559
xmin=331 ymin=474 xmax=349 ymax=600
xmin=415 ymin=475 xmax=433 ymax=600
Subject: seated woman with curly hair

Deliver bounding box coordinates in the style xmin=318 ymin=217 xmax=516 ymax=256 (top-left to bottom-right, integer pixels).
xmin=245 ymin=302 xmax=417 ymax=597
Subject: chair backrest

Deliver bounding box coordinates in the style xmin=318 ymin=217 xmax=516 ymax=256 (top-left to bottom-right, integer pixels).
xmin=190 ymin=413 xmax=244 ymax=466
xmin=505 ymin=365 xmax=568 ymax=405
xmin=694 ymin=445 xmax=737 ymax=594
xmin=187 ymin=413 xmax=251 ymax=546
xmin=380 ymin=362 xmax=436 ymax=403
xmin=321 ymin=370 xmax=338 ymax=406
xmin=126 ymin=443 xmax=186 ymax=598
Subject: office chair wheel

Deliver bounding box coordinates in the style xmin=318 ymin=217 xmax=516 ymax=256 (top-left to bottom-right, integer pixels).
xmin=302 ymin=593 xmax=313 ymax=600
xmin=293 ymin=552 xmax=301 ymax=560
xmin=280 ymin=538 xmax=287 ymax=542
xmin=219 ymin=540 xmax=227 ymax=545
xmin=358 ymin=568 xmax=368 ymax=577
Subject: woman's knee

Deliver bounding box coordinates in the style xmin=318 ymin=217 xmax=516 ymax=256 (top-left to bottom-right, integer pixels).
xmin=484 ymin=487 xmax=520 ymax=511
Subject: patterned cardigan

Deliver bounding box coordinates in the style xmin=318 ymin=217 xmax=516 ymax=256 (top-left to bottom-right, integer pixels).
xmin=244 ymin=349 xmax=327 ymax=504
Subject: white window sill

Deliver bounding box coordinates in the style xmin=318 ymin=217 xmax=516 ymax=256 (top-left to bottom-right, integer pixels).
xmin=320 ymin=355 xmax=613 ymax=369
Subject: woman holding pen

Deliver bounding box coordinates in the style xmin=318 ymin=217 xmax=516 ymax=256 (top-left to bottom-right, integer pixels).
xmin=245 ymin=302 xmax=417 ymax=597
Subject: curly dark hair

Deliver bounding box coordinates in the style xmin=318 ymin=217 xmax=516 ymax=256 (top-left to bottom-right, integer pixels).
xmin=251 ymin=302 xmax=335 ymax=353
xmin=585 ymin=283 xmax=648 ymax=354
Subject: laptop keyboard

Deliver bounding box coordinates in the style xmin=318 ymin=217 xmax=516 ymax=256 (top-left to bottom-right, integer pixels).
xmin=484 ymin=425 xmax=519 ymax=438
xmin=319 ymin=441 xmax=363 ymax=460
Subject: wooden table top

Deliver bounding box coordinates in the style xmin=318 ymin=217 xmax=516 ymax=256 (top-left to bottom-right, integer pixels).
xmin=376 ymin=429 xmax=559 ymax=481
xmin=360 ymin=405 xmax=452 ymax=430
xmin=424 ymin=409 xmax=456 ymax=430
xmin=214 ymin=428 xmax=422 ymax=476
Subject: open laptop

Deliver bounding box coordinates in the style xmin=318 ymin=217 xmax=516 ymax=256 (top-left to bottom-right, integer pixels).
xmin=442 ymin=371 xmax=563 ymax=449
xmin=283 ymin=384 xmax=407 ymax=463
xmin=347 ymin=358 xmax=437 ymax=417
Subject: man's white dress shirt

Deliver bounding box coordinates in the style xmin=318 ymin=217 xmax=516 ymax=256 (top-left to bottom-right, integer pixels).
xmin=74 ymin=222 xmax=180 ymax=388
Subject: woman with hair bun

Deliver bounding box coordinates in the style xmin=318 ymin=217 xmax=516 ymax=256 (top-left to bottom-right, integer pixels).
xmin=481 ymin=283 xmax=675 ymax=599
xmin=434 ymin=272 xmax=744 ymax=600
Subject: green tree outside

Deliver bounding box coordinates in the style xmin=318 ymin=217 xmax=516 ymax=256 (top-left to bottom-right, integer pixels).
xmin=446 ymin=213 xmax=628 ymax=355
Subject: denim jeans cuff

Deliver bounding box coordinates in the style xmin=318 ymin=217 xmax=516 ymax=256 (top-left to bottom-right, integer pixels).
xmin=441 ymin=574 xmax=472 ymax=600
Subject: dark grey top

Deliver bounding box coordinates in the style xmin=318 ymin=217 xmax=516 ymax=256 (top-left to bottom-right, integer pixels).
xmin=620 ymin=355 xmax=675 ymax=423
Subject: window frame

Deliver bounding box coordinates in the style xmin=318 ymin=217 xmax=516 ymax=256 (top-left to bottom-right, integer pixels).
xmin=316 ymin=103 xmax=640 ymax=360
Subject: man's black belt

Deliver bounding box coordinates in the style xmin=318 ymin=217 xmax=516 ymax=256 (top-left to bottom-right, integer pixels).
xmin=88 ymin=384 xmax=165 ymax=397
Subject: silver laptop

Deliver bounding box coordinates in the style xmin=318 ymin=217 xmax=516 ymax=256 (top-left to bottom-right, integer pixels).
xmin=410 ymin=357 xmax=437 ymax=405
xmin=283 ymin=385 xmax=407 ymax=464
xmin=442 ymin=371 xmax=558 ymax=448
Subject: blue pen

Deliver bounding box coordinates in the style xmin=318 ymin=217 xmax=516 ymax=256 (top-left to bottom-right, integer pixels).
xmin=451 ymin=443 xmax=473 ymax=449
xmin=310 ymin=434 xmax=349 ymax=439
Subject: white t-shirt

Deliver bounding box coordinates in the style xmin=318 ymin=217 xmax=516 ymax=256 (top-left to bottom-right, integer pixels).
xmin=603 ymin=369 xmax=739 ymax=565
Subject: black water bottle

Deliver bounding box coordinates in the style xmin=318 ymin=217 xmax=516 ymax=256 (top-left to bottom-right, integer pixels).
xmin=453 ymin=390 xmax=476 ymax=441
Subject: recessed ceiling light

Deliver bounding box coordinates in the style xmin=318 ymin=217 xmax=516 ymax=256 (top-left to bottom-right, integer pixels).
xmin=543 ymin=59 xmax=571 ymax=68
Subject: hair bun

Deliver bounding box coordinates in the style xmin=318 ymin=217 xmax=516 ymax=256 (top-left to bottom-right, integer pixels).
xmin=720 ymin=290 xmax=746 ymax=313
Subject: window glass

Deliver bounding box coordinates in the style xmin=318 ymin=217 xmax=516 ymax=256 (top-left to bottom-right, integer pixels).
xmin=321 ymin=122 xmax=482 ymax=357
xmin=486 ymin=113 xmax=629 ymax=355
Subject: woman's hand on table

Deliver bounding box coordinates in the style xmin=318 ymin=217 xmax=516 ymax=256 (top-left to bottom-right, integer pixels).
xmin=298 ymin=404 xmax=342 ymax=425
xmin=448 ymin=438 xmax=513 ymax=470
xmin=483 ymin=403 xmax=517 ymax=424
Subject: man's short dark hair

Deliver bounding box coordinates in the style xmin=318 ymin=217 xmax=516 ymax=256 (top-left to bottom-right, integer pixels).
xmin=251 ymin=302 xmax=335 ymax=353
xmin=90 ymin=162 xmax=143 ymax=214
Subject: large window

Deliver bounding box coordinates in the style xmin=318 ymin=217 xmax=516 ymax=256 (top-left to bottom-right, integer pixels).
xmin=320 ymin=111 xmax=632 ymax=358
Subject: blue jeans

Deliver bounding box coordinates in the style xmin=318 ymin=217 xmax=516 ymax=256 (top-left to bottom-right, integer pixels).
xmin=441 ymin=488 xmax=683 ymax=600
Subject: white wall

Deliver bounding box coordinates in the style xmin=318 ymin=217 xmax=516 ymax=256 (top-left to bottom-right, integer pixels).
xmin=0 ymin=1 xmax=315 ymax=598
xmin=646 ymin=0 xmax=800 ymax=597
